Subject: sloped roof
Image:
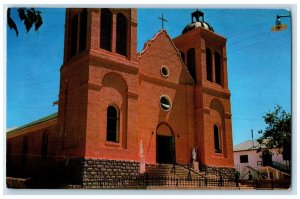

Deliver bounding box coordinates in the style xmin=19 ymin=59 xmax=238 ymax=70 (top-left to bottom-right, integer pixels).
xmin=233 ymin=139 xmax=268 ymax=152
xmin=138 ymin=29 xmax=195 ymax=85
xmin=138 ymin=29 xmax=183 ymax=60
xmin=7 ymin=112 xmax=58 ymax=135
xmin=6 ymin=127 xmax=18 ymax=132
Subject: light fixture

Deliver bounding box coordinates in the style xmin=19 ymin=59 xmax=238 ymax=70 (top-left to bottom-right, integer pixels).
xmin=271 ymin=15 xmax=291 ymax=32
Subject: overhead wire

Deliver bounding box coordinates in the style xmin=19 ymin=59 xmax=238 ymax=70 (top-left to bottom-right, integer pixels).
xmin=227 ymin=30 xmax=272 ymax=47
xmin=226 ymin=20 xmax=271 ymax=38
xmin=229 ymin=34 xmax=288 ymax=53
xmin=139 ymin=9 xmax=285 ymax=56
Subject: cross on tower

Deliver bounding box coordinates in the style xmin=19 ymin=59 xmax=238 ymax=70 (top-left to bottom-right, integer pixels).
xmin=158 ymin=14 xmax=168 ymax=29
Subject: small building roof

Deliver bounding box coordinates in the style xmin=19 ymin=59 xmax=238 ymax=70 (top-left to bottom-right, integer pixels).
xmin=7 ymin=112 xmax=58 ymax=135
xmin=6 ymin=127 xmax=18 ymax=132
xmin=233 ymin=139 xmax=267 ymax=152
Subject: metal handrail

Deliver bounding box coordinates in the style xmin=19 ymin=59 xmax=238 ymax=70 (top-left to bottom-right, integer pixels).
xmin=246 ymin=165 xmax=267 ymax=179
xmin=240 ymin=170 xmax=250 ymax=179
xmin=174 ymin=163 xmax=207 ymax=179
xmin=272 ymin=161 xmax=291 ymax=173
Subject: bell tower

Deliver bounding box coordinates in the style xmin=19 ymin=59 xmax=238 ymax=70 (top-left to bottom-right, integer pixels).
xmin=57 ymin=8 xmax=139 ymax=160
xmin=173 ymin=10 xmax=234 ymax=167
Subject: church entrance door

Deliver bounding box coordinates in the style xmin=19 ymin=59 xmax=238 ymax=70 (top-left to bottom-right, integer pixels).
xmin=156 ymin=135 xmax=175 ymax=164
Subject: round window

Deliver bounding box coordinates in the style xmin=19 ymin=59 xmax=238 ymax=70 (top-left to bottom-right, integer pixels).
xmin=160 ymin=95 xmax=172 ymax=111
xmin=161 ymin=65 xmax=169 ymax=77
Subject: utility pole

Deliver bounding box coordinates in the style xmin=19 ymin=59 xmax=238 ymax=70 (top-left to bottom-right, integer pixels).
xmin=251 ymin=129 xmax=254 ymax=148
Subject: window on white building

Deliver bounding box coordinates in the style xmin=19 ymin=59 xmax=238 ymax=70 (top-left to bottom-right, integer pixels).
xmin=240 ymin=155 xmax=248 ymax=163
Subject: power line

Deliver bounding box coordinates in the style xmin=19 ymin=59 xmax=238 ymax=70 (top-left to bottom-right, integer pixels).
xmin=226 ymin=20 xmax=271 ymax=38
xmin=205 ymin=10 xmax=225 ymax=19
xmin=229 ymin=34 xmax=287 ymax=53
xmin=227 ymin=30 xmax=272 ymax=47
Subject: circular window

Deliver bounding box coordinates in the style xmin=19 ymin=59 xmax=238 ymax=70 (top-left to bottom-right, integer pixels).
xmin=160 ymin=65 xmax=169 ymax=77
xmin=160 ymin=95 xmax=172 ymax=111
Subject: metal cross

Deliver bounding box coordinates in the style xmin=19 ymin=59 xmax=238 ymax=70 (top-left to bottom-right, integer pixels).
xmin=158 ymin=14 xmax=168 ymax=29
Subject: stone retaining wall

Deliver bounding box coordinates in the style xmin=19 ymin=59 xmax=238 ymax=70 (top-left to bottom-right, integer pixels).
xmin=6 ymin=177 xmax=29 ymax=189
xmin=7 ymin=158 xmax=140 ymax=189
xmin=199 ymin=164 xmax=236 ymax=178
xmin=82 ymin=158 xmax=140 ymax=188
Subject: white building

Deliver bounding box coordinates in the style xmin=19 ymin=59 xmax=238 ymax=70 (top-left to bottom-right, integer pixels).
xmin=234 ymin=140 xmax=290 ymax=180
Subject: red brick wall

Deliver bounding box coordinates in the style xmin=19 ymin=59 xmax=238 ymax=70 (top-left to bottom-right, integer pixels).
xmin=85 ymin=66 xmax=139 ymax=161
xmin=82 ymin=8 xmax=140 ymax=161
xmin=7 ymin=122 xmax=57 ymax=177
xmin=58 ymin=8 xmax=139 ymax=161
xmin=57 ymin=60 xmax=88 ymax=159
xmin=138 ymin=30 xmax=195 ymax=164
xmin=173 ymin=27 xmax=234 ymax=168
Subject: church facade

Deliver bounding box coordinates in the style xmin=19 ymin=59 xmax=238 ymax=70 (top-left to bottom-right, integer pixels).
xmin=7 ymin=8 xmax=234 ymax=185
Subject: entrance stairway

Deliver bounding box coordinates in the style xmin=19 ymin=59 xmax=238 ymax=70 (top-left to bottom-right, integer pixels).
xmin=146 ymin=164 xmax=206 ymax=179
xmin=144 ymin=163 xmax=237 ymax=189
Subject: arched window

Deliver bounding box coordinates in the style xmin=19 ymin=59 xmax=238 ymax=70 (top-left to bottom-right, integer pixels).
xmin=100 ymin=9 xmax=112 ymax=51
xmin=180 ymin=52 xmax=185 ymax=63
xmin=116 ymin=13 xmax=127 ymax=56
xmin=214 ymin=125 xmax=221 ymax=153
xmin=41 ymin=132 xmax=48 ymax=161
xmin=70 ymin=14 xmax=79 ymax=57
xmin=79 ymin=9 xmax=88 ymax=52
xmin=187 ymin=48 xmax=197 ymax=83
xmin=107 ymin=106 xmax=119 ymax=142
xmin=22 ymin=137 xmax=29 ymax=165
xmin=214 ymin=52 xmax=222 ymax=85
xmin=206 ymin=48 xmax=213 ymax=82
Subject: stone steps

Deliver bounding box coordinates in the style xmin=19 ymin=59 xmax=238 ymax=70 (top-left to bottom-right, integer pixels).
xmin=144 ymin=164 xmax=237 ymax=188
xmin=146 ymin=164 xmax=218 ymax=179
xmin=146 ymin=164 xmax=195 ymax=178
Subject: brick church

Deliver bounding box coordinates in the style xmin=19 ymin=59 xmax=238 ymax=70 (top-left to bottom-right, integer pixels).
xmin=7 ymin=8 xmax=234 ymax=185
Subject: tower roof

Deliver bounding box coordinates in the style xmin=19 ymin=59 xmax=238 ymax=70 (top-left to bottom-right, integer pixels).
xmin=182 ymin=9 xmax=214 ymax=34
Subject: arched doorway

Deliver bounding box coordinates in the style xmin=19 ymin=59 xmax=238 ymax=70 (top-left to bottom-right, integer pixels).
xmin=156 ymin=123 xmax=176 ymax=164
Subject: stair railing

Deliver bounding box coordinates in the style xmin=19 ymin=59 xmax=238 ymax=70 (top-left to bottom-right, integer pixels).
xmin=245 ymin=165 xmax=267 ymax=179
xmin=272 ymin=161 xmax=291 ymax=174
xmin=175 ymin=163 xmax=207 ymax=179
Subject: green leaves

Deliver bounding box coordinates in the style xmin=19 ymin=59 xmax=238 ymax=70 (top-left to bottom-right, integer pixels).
xmin=7 ymin=8 xmax=43 ymax=36
xmin=7 ymin=8 xmax=19 ymax=36
xmin=18 ymin=8 xmax=26 ymax=21
xmin=257 ymin=105 xmax=291 ymax=161
xmin=18 ymin=8 xmax=43 ymax=33
xmin=35 ymin=11 xmax=43 ymax=31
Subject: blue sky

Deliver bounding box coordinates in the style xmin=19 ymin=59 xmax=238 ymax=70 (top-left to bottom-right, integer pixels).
xmin=6 ymin=8 xmax=292 ymax=145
